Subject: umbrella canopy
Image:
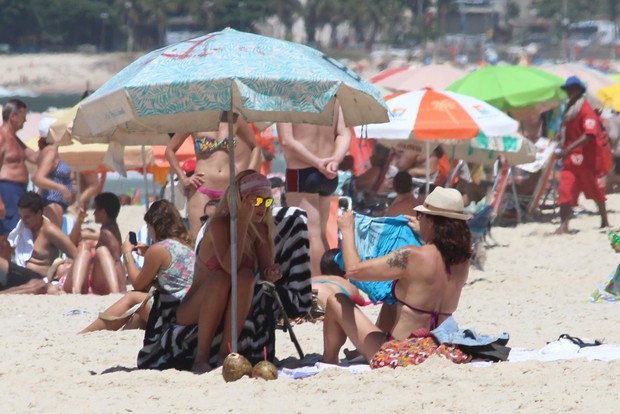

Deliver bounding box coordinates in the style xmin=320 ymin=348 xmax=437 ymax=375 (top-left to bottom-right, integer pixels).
xmin=25 ymin=137 xmax=154 ymax=173
xmin=446 ymin=65 xmax=566 ymax=111
xmin=73 ymin=28 xmax=388 ymax=138
xmin=598 ymin=83 xmax=620 ymax=111
xmin=373 ymin=64 xmax=467 ymax=92
xmin=448 ymin=133 xmax=537 ymax=167
xmin=354 ymin=89 xmax=519 ymax=144
xmin=47 ymin=103 xmax=170 ymax=146
xmin=537 ymin=63 xmax=615 ymax=107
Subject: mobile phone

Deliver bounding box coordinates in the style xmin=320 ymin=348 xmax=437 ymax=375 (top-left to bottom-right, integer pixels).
xmin=129 ymin=231 xmax=137 ymax=246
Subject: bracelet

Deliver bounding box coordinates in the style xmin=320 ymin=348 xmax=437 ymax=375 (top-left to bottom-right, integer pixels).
xmin=123 ymin=252 xmax=133 ymax=264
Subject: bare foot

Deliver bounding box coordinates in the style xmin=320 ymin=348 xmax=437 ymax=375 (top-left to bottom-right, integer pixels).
xmin=343 ymin=348 xmax=361 ymax=360
xmin=192 ymin=361 xmax=212 ymax=374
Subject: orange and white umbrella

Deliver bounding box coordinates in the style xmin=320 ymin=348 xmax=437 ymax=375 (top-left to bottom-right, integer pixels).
xmin=355 ymin=88 xmax=519 ymax=144
xmin=354 ymin=88 xmax=519 ymax=191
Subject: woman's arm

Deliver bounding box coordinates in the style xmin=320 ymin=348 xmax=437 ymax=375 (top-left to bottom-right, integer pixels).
xmin=236 ymin=119 xmax=262 ymax=172
xmin=165 ymin=133 xmax=203 ymax=192
xmin=122 ymin=239 xmax=167 ymax=291
xmin=47 ymin=225 xmax=78 ymax=259
xmin=254 ymin=222 xmax=276 ymax=279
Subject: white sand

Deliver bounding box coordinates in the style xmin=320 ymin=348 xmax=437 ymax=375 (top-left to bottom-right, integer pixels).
xmin=1 ymin=197 xmax=620 ymax=413
xmin=1 ymin=53 xmax=130 ymax=95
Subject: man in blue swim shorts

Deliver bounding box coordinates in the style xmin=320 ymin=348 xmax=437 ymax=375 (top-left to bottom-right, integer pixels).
xmin=277 ymin=102 xmax=351 ymax=275
xmin=0 ymin=99 xmax=38 ymax=260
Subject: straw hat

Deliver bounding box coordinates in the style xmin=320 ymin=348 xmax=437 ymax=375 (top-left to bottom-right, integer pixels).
xmin=413 ymin=187 xmax=470 ymax=221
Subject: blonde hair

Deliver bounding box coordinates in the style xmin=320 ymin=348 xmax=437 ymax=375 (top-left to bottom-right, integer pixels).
xmin=214 ymin=170 xmax=276 ymax=261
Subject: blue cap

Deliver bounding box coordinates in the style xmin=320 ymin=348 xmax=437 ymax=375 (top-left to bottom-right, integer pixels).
xmin=561 ymin=76 xmax=586 ymax=90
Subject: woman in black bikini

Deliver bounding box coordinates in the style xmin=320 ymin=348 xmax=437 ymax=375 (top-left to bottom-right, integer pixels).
xmin=321 ymin=187 xmax=472 ymax=368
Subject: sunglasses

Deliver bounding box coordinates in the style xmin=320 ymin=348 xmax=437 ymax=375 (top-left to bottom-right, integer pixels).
xmin=253 ymin=196 xmax=274 ymax=208
xmin=200 ymin=214 xmax=209 ymax=224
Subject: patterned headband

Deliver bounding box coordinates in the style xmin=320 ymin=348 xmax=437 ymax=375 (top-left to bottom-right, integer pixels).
xmin=239 ymin=173 xmax=271 ymax=198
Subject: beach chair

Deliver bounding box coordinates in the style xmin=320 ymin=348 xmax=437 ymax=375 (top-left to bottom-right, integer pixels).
xmin=468 ymin=205 xmax=497 ymax=271
xmin=137 ymin=206 xmax=312 ymax=369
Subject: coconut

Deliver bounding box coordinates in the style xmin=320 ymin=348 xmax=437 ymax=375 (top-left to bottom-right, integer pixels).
xmin=222 ymin=353 xmax=252 ymax=382
xmin=251 ymin=360 xmax=278 ymax=380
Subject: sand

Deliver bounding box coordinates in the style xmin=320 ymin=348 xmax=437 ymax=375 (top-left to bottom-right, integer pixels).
xmin=0 ymin=53 xmax=132 ymax=95
xmin=1 ymin=197 xmax=620 ymax=413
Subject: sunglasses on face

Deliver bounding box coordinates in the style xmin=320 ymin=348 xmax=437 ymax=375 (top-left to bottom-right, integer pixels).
xmin=200 ymin=214 xmax=209 ymax=224
xmin=253 ymin=196 xmax=273 ymax=208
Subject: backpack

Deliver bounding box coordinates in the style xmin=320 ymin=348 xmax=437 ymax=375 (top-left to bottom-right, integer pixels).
xmin=596 ymin=117 xmax=614 ymax=177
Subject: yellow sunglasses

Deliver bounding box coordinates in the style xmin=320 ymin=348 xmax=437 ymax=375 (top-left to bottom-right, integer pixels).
xmin=253 ymin=196 xmax=274 ymax=207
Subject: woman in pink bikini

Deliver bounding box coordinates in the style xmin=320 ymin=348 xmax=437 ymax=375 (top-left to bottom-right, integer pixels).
xmin=322 ymin=187 xmax=473 ymax=369
xmin=165 ymin=113 xmax=261 ymax=238
xmin=175 ymin=170 xmax=281 ymax=373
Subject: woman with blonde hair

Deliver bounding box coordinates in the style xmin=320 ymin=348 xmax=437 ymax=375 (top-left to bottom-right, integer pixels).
xmin=176 ymin=170 xmax=281 ymax=373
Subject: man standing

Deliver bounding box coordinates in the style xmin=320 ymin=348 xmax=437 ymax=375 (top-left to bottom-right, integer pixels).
xmin=554 ymin=76 xmax=609 ymax=234
xmin=277 ymin=104 xmax=351 ymax=276
xmin=0 ymin=192 xmax=77 ymax=294
xmin=0 ymin=99 xmax=38 ymax=260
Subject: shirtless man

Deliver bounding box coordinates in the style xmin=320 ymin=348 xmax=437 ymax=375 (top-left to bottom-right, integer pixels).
xmin=0 ymin=99 xmax=39 ymax=261
xmin=277 ymin=104 xmax=351 ymax=275
xmin=66 ymin=192 xmax=125 ymax=294
xmin=0 ymin=192 xmax=77 ymax=294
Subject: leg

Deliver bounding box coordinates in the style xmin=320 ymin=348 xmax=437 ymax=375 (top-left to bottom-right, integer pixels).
xmin=344 ymin=303 xmax=396 ymax=360
xmin=554 ymin=205 xmax=572 ymax=235
xmin=90 ymin=246 xmax=125 ymax=295
xmin=176 ymin=269 xmax=232 ymax=371
xmin=552 ymin=168 xmax=577 ymax=235
xmin=322 ymin=294 xmax=385 ymax=364
xmin=0 ymin=258 xmax=48 ymax=294
xmin=318 ymin=194 xmax=333 ymax=255
xmin=66 ymin=243 xmax=93 ymax=294
xmin=43 ymin=204 xmax=64 ymax=229
xmin=286 ymin=192 xmax=323 ymax=276
xmin=597 ymin=201 xmax=609 ymax=228
xmin=187 ymin=189 xmax=209 ymax=239
xmin=0 ymin=236 xmax=11 ymax=262
xmin=217 ymin=268 xmax=256 ymax=361
xmin=80 ymin=291 xmax=148 ymax=333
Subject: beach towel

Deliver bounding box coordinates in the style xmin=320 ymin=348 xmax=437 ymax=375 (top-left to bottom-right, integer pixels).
xmin=589 ymin=264 xmax=620 ymax=303
xmin=137 ymin=206 xmax=312 ymax=370
xmin=334 ymin=214 xmax=422 ymax=304
xmin=8 ymin=218 xmax=48 ymax=267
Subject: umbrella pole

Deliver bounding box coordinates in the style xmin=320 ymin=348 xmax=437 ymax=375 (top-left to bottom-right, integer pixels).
xmin=425 ymin=141 xmax=430 ymax=195
xmin=170 ymin=169 xmax=175 ymax=206
xmin=227 ymin=110 xmax=239 ymax=353
xmin=141 ymin=145 xmax=149 ymax=212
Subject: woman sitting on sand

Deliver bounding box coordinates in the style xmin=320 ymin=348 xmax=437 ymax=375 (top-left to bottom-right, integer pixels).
xmin=175 ymin=170 xmax=281 ymax=373
xmin=80 ymin=199 xmax=195 ymax=333
xmin=165 ymin=113 xmax=261 ymax=238
xmin=322 ymin=187 xmax=473 ymax=368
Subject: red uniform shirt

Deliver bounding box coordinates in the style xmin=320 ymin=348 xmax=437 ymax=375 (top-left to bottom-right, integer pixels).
xmin=563 ymin=100 xmax=599 ymax=170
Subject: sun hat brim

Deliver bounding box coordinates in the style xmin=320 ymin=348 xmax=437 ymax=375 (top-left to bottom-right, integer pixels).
xmin=413 ymin=204 xmax=471 ymax=221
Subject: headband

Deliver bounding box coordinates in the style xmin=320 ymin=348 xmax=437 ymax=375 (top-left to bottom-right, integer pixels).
xmin=239 ymin=173 xmax=271 ymax=198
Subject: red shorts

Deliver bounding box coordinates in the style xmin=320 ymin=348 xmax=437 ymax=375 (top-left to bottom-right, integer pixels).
xmin=557 ymin=166 xmax=606 ymax=207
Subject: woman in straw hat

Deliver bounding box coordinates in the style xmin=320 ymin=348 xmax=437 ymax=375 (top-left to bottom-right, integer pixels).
xmin=322 ymin=187 xmax=473 ymax=369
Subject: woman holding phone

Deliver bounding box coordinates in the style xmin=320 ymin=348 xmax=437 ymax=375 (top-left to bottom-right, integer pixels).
xmin=80 ymin=200 xmax=195 ymax=333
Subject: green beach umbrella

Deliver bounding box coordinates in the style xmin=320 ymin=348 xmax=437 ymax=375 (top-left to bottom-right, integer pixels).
xmin=446 ymin=65 xmax=566 ymax=111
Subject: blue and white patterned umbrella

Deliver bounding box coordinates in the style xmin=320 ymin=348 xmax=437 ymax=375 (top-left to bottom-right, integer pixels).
xmin=72 ymin=29 xmax=388 ymax=356
xmin=73 ymin=28 xmax=388 ymax=137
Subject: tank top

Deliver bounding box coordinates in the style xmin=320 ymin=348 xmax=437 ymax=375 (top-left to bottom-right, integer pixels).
xmin=155 ymin=239 xmax=195 ymax=300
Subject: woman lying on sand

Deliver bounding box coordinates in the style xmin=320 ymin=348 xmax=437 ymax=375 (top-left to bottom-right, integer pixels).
xmin=80 ymin=199 xmax=194 ymax=333
xmin=322 ymin=187 xmax=473 ymax=368
xmin=175 ymin=170 xmax=281 ymax=373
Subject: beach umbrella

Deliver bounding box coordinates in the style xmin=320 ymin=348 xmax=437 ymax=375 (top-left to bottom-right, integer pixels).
xmin=448 ymin=133 xmax=537 ymax=167
xmin=446 ymin=65 xmax=566 ymax=112
xmin=72 ymin=28 xmax=388 ymax=353
xmin=354 ymin=88 xmax=519 ymax=192
xmin=537 ymin=63 xmax=616 ymax=107
xmin=373 ymin=64 xmax=467 ymax=92
xmin=598 ymin=83 xmax=620 ymax=111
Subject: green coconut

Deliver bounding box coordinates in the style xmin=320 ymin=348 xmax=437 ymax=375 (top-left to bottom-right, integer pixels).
xmin=222 ymin=353 xmax=252 ymax=382
xmin=251 ymin=360 xmax=278 ymax=380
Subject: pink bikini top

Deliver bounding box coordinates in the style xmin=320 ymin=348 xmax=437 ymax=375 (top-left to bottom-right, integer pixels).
xmin=199 ymin=254 xmax=255 ymax=272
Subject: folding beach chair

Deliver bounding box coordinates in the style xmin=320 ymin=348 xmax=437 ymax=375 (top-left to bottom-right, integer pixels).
xmin=468 ymin=205 xmax=497 ymax=271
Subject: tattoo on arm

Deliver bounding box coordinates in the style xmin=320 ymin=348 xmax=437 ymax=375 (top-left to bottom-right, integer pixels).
xmin=386 ymin=248 xmax=409 ymax=270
